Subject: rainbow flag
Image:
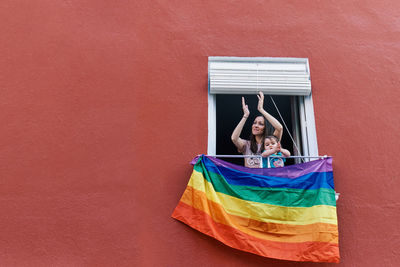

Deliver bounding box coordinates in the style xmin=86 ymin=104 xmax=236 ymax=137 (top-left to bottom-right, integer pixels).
xmin=172 ymin=155 xmax=339 ymax=263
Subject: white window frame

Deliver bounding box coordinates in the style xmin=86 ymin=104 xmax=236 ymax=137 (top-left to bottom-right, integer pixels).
xmin=207 ymin=57 xmax=319 ymax=159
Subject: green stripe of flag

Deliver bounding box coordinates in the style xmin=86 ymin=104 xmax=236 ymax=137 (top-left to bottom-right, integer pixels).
xmin=194 ymin=163 xmax=336 ymax=208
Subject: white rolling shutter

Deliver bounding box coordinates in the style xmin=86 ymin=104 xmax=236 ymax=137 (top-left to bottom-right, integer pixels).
xmin=208 ymin=57 xmax=311 ymax=95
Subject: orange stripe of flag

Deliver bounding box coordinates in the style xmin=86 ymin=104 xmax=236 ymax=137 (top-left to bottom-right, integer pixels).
xmin=172 ymin=201 xmax=340 ymax=263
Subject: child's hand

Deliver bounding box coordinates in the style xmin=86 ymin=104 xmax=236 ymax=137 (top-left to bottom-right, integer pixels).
xmin=277 ymin=143 xmax=281 ymax=152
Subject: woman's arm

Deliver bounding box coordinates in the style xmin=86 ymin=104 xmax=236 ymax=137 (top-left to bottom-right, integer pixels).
xmin=257 ymin=92 xmax=283 ymax=140
xmin=231 ymin=97 xmax=249 ymax=153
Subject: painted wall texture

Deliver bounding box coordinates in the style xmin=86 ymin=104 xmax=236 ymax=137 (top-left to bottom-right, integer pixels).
xmin=1 ymin=0 xmax=400 ymax=266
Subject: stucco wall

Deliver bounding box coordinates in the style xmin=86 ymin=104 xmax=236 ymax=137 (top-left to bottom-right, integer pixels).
xmin=1 ymin=0 xmax=400 ymax=266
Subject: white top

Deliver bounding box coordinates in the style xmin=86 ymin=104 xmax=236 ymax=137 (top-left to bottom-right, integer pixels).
xmin=240 ymin=140 xmax=262 ymax=168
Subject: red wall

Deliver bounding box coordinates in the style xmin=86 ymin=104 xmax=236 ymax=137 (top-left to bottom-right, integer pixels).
xmin=2 ymin=0 xmax=400 ymax=266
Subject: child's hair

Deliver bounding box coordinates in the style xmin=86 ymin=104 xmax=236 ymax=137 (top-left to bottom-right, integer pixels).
xmin=265 ymin=135 xmax=280 ymax=143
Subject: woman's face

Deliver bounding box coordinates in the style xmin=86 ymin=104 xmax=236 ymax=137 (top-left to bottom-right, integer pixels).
xmin=252 ymin=116 xmax=265 ymax=136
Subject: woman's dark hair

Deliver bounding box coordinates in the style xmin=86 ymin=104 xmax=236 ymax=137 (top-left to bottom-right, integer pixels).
xmin=249 ymin=115 xmax=275 ymax=153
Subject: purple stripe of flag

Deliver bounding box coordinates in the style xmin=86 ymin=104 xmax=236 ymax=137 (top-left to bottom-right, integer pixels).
xmin=191 ymin=155 xmax=332 ymax=179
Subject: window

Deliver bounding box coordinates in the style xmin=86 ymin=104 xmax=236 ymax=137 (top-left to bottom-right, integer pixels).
xmin=207 ymin=57 xmax=318 ymax=165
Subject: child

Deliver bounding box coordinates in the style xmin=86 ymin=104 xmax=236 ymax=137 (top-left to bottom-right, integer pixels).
xmin=261 ymin=135 xmax=291 ymax=168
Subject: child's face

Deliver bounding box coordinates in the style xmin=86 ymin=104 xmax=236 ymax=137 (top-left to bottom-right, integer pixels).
xmin=264 ymin=138 xmax=279 ymax=150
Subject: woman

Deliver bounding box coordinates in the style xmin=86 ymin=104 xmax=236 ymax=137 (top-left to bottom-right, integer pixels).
xmin=231 ymin=92 xmax=283 ymax=168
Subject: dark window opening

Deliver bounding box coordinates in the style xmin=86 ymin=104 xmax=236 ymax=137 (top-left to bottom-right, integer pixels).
xmin=216 ymin=94 xmax=301 ymax=166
